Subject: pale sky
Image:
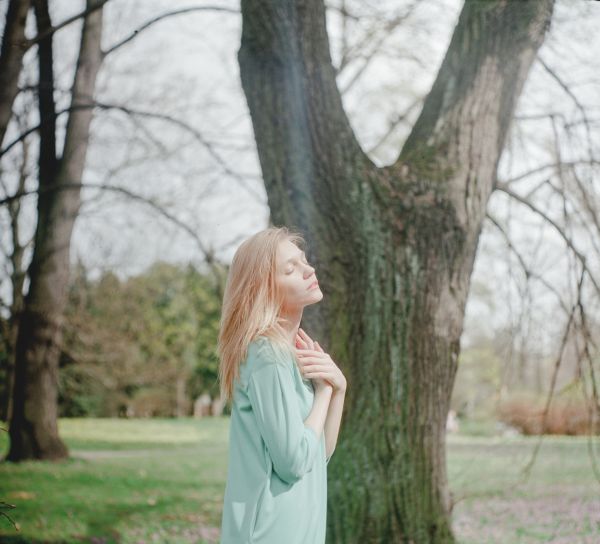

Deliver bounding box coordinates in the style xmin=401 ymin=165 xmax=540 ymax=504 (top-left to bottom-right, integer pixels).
xmin=1 ymin=0 xmax=599 ymax=357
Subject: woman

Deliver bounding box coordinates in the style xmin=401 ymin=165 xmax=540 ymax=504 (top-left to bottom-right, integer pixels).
xmin=218 ymin=226 xmax=347 ymax=543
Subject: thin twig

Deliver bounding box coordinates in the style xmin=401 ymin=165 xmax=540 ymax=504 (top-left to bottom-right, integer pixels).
xmin=103 ymin=5 xmax=240 ymax=57
xmin=0 ymin=101 xmax=264 ymax=203
xmin=495 ymin=182 xmax=600 ymax=298
xmin=518 ymin=268 xmax=583 ymax=482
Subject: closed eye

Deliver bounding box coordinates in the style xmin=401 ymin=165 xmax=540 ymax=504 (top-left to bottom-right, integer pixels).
xmin=285 ymin=257 xmax=310 ymax=274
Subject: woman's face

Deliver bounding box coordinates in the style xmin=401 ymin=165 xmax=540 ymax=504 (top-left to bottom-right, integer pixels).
xmin=275 ymin=239 xmax=323 ymax=311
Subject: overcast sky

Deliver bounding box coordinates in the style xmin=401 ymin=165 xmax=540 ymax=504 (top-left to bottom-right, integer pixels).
xmin=1 ymin=0 xmax=599 ymax=354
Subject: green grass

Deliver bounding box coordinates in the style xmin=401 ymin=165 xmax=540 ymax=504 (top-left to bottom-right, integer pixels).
xmin=0 ymin=418 xmax=228 ymax=544
xmin=1 ymin=418 xmax=599 ymax=543
xmin=447 ymin=432 xmax=600 ymax=543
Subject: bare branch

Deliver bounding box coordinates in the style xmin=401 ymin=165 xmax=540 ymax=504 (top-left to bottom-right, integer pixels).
xmin=538 ymin=55 xmax=595 ymax=159
xmin=103 ymin=5 xmax=240 ymax=57
xmin=538 ymin=56 xmax=588 ymax=120
xmin=325 ymin=1 xmax=360 ymax=23
xmin=337 ymin=6 xmax=418 ymax=93
xmin=519 ymin=267 xmax=584 ymax=482
xmin=515 ymin=112 xmax=600 ymax=129
xmin=570 ymin=167 xmax=600 ymax=243
xmin=498 ymin=160 xmax=600 ymax=186
xmin=0 ymin=180 xmax=227 ymax=278
xmin=495 ymin=181 xmax=600 ymax=298
xmin=0 ymin=101 xmax=265 ymax=203
xmin=366 ymin=98 xmax=423 ymax=155
xmin=93 ymin=101 xmax=262 ymax=198
xmin=485 ymin=212 xmax=570 ymax=315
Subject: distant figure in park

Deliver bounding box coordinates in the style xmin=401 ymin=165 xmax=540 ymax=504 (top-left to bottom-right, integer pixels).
xmin=218 ymin=226 xmax=347 ymax=543
xmin=193 ymin=393 xmax=212 ymax=418
xmin=446 ymin=409 xmax=460 ymax=433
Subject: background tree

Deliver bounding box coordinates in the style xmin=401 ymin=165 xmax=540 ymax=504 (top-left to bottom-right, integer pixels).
xmin=7 ymin=0 xmax=104 ymax=461
xmin=59 ymin=261 xmax=221 ymax=418
xmin=0 ymin=1 xmax=237 ymax=460
xmin=0 ymin=0 xmax=34 ymax=425
xmin=238 ymin=0 xmax=555 ymax=541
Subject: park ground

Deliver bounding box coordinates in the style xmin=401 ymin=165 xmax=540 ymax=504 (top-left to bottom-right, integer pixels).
xmin=0 ymin=418 xmax=599 ymax=544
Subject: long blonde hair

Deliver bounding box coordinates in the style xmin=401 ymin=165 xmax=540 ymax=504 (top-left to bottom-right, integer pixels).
xmin=217 ymin=226 xmax=306 ymax=402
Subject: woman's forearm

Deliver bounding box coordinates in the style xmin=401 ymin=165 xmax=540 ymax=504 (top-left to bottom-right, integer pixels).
xmin=304 ymin=386 xmax=333 ymax=438
xmin=324 ymin=388 xmax=345 ymax=459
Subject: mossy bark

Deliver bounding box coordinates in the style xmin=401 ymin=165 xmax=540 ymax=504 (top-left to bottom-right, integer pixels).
xmin=238 ymin=0 xmax=554 ymax=541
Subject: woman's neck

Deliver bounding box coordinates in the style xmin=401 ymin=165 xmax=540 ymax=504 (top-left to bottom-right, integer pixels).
xmin=279 ymin=307 xmax=303 ymax=347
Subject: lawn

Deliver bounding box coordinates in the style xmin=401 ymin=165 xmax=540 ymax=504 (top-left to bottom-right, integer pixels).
xmin=0 ymin=418 xmax=599 ymax=543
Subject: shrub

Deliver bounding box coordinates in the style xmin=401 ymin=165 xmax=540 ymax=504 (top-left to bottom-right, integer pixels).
xmin=496 ymin=394 xmax=600 ymax=435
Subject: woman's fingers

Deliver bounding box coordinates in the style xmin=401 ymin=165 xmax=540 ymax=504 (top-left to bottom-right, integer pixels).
xmin=299 ymin=359 xmax=327 ymax=368
xmin=298 ymin=327 xmax=315 ymax=349
xmin=298 ymin=329 xmax=327 ymax=355
xmin=303 ymin=368 xmax=329 ymax=377
xmin=302 ymin=365 xmax=330 ymax=374
xmin=295 ymin=349 xmax=326 ymax=358
xmin=295 ymin=334 xmax=307 ymax=349
xmin=297 ymin=356 xmax=327 ymax=366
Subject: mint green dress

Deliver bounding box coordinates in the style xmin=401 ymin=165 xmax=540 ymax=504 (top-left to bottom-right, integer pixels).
xmin=220 ymin=335 xmax=331 ymax=543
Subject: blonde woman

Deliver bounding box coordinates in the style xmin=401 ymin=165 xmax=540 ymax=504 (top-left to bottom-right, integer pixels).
xmin=218 ymin=226 xmax=347 ymax=543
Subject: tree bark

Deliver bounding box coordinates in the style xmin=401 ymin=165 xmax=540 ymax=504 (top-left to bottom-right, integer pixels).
xmin=32 ymin=0 xmax=58 ymax=189
xmin=238 ymin=0 xmax=554 ymax=541
xmin=7 ymin=0 xmax=104 ymax=462
xmin=0 ymin=0 xmax=30 ymax=147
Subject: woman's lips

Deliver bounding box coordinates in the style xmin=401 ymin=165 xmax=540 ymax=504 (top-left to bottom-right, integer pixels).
xmin=308 ymin=280 xmax=319 ymax=290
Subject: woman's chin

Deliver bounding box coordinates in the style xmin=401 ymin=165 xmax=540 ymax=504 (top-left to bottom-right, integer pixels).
xmin=309 ymin=289 xmax=324 ymax=303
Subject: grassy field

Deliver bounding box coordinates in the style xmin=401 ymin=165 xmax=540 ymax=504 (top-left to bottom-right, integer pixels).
xmin=0 ymin=418 xmax=599 ymax=543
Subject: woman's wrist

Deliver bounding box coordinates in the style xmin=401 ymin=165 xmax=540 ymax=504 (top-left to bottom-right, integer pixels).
xmin=315 ymin=383 xmax=333 ymax=396
xmin=333 ymin=379 xmax=347 ymax=394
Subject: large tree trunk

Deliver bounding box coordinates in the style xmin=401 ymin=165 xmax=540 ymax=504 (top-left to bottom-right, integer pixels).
xmin=6 ymin=0 xmax=104 ymax=462
xmin=238 ymin=1 xmax=554 ymax=542
xmin=0 ymin=0 xmax=30 ymax=147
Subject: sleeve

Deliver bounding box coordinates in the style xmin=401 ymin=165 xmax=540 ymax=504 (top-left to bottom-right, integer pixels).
xmin=248 ymin=359 xmax=320 ymax=485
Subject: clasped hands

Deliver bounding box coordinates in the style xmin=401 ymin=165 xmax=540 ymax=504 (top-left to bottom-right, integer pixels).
xmin=295 ymin=328 xmax=347 ymax=394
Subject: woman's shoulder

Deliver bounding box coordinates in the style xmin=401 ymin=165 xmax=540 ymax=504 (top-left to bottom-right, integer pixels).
xmin=246 ymin=335 xmax=294 ymax=374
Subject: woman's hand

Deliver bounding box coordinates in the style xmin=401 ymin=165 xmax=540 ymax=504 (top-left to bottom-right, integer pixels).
xmin=295 ymin=328 xmax=347 ymax=394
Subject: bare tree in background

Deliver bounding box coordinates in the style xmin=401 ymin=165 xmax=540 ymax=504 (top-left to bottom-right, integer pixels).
xmin=0 ymin=113 xmax=31 ymax=423
xmin=0 ymin=3 xmax=34 ymax=412
xmin=6 ymin=0 xmax=104 ymax=462
xmin=238 ymin=0 xmax=555 ymax=541
xmin=0 ymin=2 xmax=243 ymax=453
